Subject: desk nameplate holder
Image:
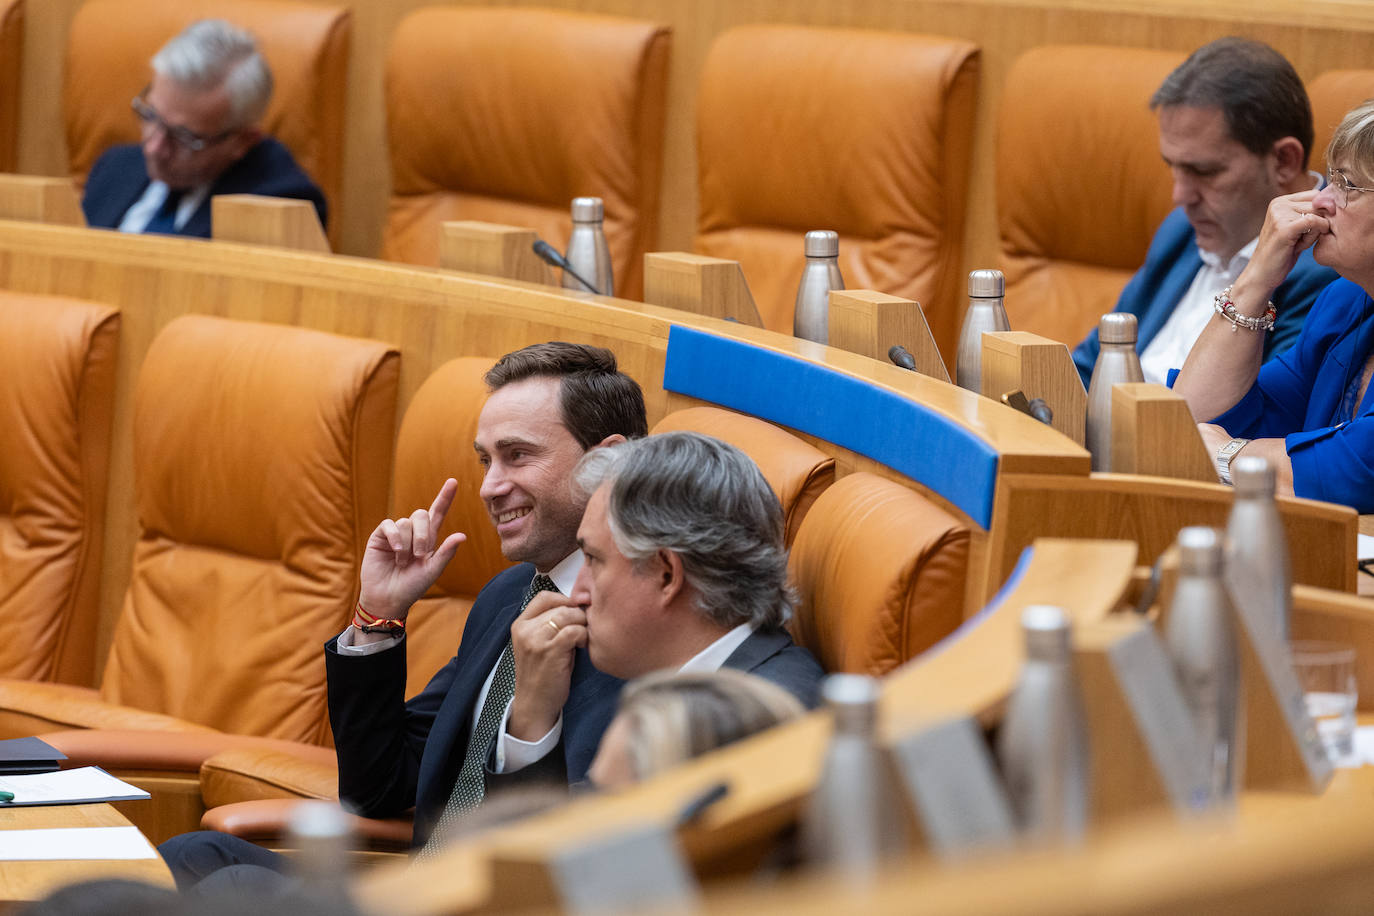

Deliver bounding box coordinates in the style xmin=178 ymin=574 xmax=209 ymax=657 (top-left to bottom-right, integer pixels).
xmin=1229 ymin=578 xmax=1333 ymax=792
xmin=549 ymin=821 xmax=698 ymax=915
xmin=887 ymin=715 xmax=1015 ymax=859
xmin=1074 ymin=616 xmax=1210 ymax=821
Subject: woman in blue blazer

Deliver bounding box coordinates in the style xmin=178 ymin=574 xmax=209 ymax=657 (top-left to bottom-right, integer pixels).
xmin=1175 ymin=101 xmax=1374 ymax=513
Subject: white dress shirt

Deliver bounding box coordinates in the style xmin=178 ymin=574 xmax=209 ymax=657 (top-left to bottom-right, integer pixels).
xmin=1138 ymin=237 xmax=1256 ymax=386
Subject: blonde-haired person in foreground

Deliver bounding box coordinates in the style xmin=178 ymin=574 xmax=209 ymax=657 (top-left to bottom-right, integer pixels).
xmin=588 ymin=669 xmax=805 ymax=789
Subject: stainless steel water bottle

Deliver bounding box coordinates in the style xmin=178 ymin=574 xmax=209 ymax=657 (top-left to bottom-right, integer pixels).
xmin=793 ymin=230 xmax=844 ymax=344
xmin=997 ymin=605 xmax=1091 ymax=845
xmin=1085 ymin=312 xmax=1145 ymax=471
xmin=801 ymin=674 xmax=909 ymax=880
xmin=1225 ymin=456 xmax=1292 ymax=641
xmin=562 ymin=197 xmax=613 ymax=296
xmin=1166 ymin=526 xmax=1244 ymax=809
xmin=955 ymin=269 xmax=1010 ymax=393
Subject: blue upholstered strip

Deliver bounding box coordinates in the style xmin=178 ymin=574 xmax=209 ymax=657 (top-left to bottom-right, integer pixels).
xmin=662 ymin=325 xmax=999 ymax=528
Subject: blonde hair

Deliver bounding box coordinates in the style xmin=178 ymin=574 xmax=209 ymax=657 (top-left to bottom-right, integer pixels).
xmin=1326 ymin=99 xmax=1374 ymax=185
xmin=613 ymin=670 xmax=805 ymax=781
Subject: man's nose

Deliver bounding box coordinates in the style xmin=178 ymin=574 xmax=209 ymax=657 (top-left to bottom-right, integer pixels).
xmin=478 ymin=463 xmax=510 ymax=500
xmin=570 ymin=566 xmax=592 ymax=608
xmin=1171 ymin=171 xmax=1199 ymax=206
xmin=142 ymin=124 xmax=172 ymax=159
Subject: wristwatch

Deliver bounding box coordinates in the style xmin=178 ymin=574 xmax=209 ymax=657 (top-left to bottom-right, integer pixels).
xmin=1215 ymin=437 xmax=1250 ymax=485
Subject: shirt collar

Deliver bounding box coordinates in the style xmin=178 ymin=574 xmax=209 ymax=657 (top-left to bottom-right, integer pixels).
xmin=677 ymin=622 xmax=757 ymax=673
xmin=542 ymin=550 xmax=584 ymax=596
xmin=1198 ymin=234 xmax=1258 ymax=275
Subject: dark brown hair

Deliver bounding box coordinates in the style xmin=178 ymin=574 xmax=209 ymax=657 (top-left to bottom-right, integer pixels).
xmin=484 ymin=341 xmax=647 ymax=447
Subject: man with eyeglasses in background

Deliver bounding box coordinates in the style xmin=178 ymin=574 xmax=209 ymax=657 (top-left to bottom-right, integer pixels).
xmin=1071 ymin=37 xmax=1337 ymax=388
xmin=81 ymin=19 xmax=326 ymax=238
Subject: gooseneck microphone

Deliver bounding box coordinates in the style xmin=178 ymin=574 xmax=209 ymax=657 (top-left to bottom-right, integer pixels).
xmin=532 ymin=239 xmax=603 ymax=296
xmin=1028 ymin=398 xmax=1054 ymax=426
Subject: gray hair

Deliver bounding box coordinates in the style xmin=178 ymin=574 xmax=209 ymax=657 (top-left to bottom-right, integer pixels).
xmin=574 ymin=431 xmax=795 ymax=630
xmin=151 ymin=19 xmax=273 ymax=128
xmin=1327 ymin=100 xmax=1374 ymax=186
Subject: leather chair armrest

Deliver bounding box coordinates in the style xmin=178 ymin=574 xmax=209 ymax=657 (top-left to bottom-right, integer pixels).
xmin=202 ymin=799 xmax=413 ymax=852
xmin=0 ymin=679 xmax=213 ymax=739
xmin=41 ymin=729 xmax=330 ymax=774
xmin=200 ymin=745 xmax=339 ymax=806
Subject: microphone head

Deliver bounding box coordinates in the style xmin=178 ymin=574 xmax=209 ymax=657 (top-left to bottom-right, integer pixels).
xmin=887 ymin=345 xmax=917 ymax=370
xmin=532 ymin=239 xmax=568 ymax=268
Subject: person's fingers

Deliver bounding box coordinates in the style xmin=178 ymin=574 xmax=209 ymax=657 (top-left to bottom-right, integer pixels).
xmin=427 ymin=478 xmax=459 ymax=533
xmin=410 ymin=509 xmax=431 ymax=558
xmin=379 ymin=518 xmax=402 ymax=553
xmin=519 ymin=590 xmax=576 ymax=621
xmin=392 ymin=517 xmax=414 ymax=567
xmin=427 ymin=532 xmax=466 ymax=575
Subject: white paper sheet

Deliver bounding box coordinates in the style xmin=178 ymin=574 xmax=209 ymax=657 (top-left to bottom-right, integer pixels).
xmin=0 ymin=767 xmax=150 ymax=806
xmin=1358 ymin=533 xmax=1374 ymax=562
xmin=0 ymin=826 xmax=156 ymax=861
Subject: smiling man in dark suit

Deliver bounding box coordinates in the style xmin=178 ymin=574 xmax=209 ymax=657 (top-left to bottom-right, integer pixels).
xmin=81 ymin=18 xmax=325 ymax=238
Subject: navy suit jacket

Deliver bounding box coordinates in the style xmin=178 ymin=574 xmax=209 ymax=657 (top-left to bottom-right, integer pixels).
xmin=81 ymin=138 xmax=327 ymax=238
xmin=326 ymin=563 xmax=621 ymax=846
xmin=1071 ymin=208 xmax=1336 ymax=387
xmin=722 ymin=625 xmax=824 ymax=710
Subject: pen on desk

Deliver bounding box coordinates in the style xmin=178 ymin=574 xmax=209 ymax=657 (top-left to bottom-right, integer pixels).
xmin=674 ymin=781 xmax=728 ymax=827
xmin=0 ymin=791 xmax=14 ymax=803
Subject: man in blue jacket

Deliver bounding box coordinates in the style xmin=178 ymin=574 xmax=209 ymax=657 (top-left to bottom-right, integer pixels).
xmin=82 ymin=19 xmax=325 ymax=238
xmin=1072 ymin=38 xmax=1336 ymax=388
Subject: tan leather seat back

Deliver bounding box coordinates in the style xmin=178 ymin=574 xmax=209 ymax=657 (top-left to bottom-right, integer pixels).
xmin=0 ymin=0 xmax=20 ymax=173
xmin=695 ymin=25 xmax=979 ymax=350
xmin=391 ymin=358 xmax=510 ymax=697
xmin=64 ymin=0 xmax=350 ymax=231
xmin=998 ymin=45 xmax=1182 ymax=346
xmin=0 ymin=295 xmax=118 ymax=685
xmin=100 ymin=316 xmax=398 ymax=744
xmin=788 ymin=473 xmax=969 ymax=676
xmin=382 ymin=6 xmax=670 ymax=299
xmin=1310 ymin=71 xmax=1374 ymax=175
xmin=650 ymin=407 xmax=834 ymax=546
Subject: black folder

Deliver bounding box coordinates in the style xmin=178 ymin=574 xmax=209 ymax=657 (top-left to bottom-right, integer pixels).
xmin=0 ymin=737 xmax=66 ymax=775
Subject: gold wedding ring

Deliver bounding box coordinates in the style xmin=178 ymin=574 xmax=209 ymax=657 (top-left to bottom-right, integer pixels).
xmin=546 ymin=619 xmax=561 ymax=634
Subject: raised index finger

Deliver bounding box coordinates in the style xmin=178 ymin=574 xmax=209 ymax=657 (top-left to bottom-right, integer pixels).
xmin=427 ymin=478 xmax=459 ymax=531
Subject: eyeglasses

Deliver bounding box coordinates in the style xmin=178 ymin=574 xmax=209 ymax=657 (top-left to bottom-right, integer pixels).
xmin=130 ymin=90 xmax=235 ymax=153
xmin=1326 ymin=168 xmax=1374 ymax=209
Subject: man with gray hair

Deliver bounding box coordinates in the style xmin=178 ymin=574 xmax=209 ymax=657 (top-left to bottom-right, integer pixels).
xmin=82 ymin=18 xmax=326 ymax=237
xmin=505 ymin=431 xmax=823 ymax=764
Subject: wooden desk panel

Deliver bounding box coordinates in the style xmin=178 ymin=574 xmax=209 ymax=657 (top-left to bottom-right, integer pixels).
xmin=0 ymin=803 xmax=171 ymax=909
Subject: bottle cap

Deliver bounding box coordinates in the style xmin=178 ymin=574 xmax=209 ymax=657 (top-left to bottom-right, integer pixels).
xmin=570 ymin=197 xmax=604 ymax=222
xmin=821 ymin=672 xmax=880 ymax=707
xmin=1230 ymin=455 xmax=1276 ymax=495
xmin=1099 ymin=313 xmax=1143 ymax=346
xmin=1098 ymin=312 xmax=1139 ymax=345
xmin=803 ymin=230 xmax=840 ymax=258
xmin=968 ymin=269 xmax=1005 ymax=298
xmin=1021 ymin=604 xmax=1071 ymax=660
xmin=1176 ymin=526 xmax=1223 ymax=575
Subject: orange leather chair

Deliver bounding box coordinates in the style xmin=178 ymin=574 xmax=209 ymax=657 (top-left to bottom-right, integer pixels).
xmin=694 ymin=25 xmax=979 ymax=352
xmin=381 ymin=6 xmax=670 ymax=299
xmin=0 ymin=0 xmax=20 ymax=174
xmin=997 ymin=45 xmax=1182 ymax=347
xmin=0 ymin=315 xmax=398 ymax=838
xmin=649 ymin=406 xmax=834 ymax=547
xmin=191 ymin=358 xmax=512 ymax=837
xmin=788 ymin=472 xmax=969 ymax=675
xmin=0 ymin=294 xmax=119 ymax=685
xmin=63 ymin=0 xmax=350 ymax=240
xmin=1310 ymin=71 xmax=1374 ymax=174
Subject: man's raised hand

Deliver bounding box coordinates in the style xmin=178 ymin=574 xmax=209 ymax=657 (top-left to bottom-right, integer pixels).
xmin=507 ymin=590 xmax=587 ymax=741
xmin=358 ymin=478 xmax=467 ymax=621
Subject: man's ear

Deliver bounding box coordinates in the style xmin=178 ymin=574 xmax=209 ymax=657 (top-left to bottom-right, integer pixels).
xmin=1271 ymin=136 xmax=1306 ymax=186
xmin=228 ymin=126 xmax=263 ymax=160
xmin=657 ymin=548 xmax=685 ymax=605
xmin=594 ymin=433 xmax=627 ymax=449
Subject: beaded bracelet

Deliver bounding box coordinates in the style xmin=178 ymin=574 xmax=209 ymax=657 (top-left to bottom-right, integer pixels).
xmin=1213 ymin=285 xmax=1277 ymax=333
